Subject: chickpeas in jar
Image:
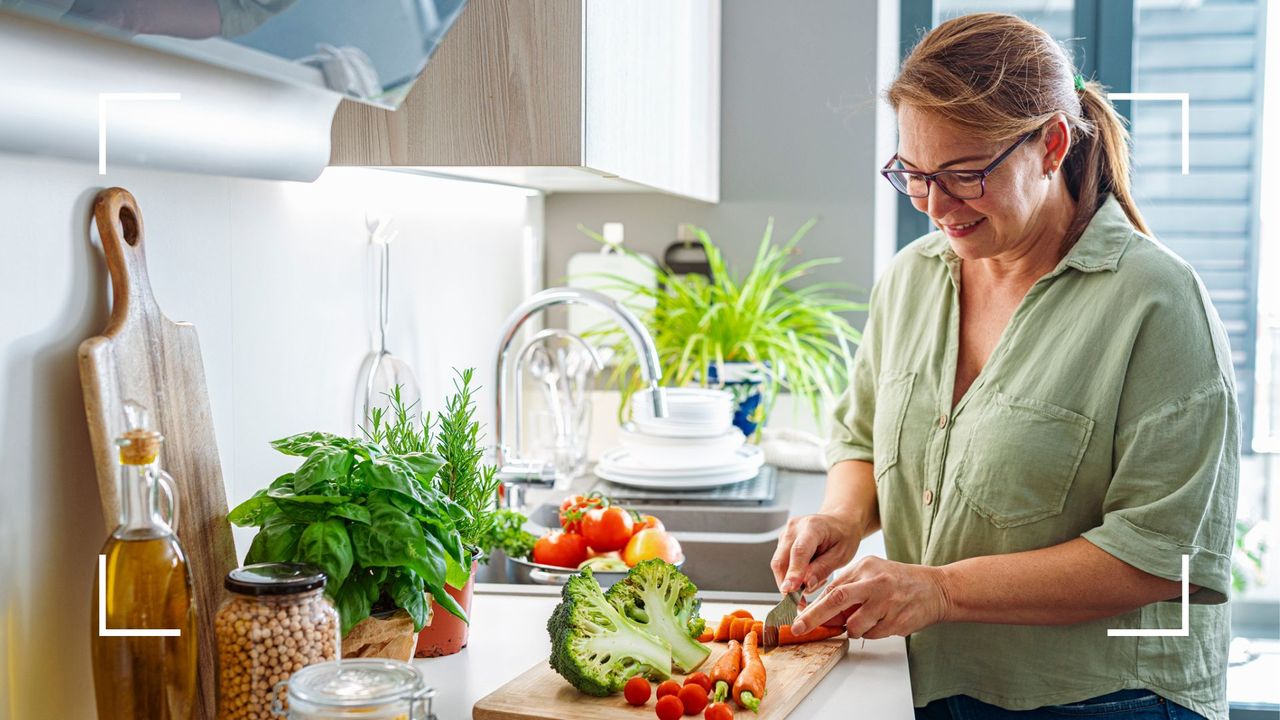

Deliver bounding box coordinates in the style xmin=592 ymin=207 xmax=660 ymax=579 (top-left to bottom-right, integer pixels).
xmin=216 ymin=564 xmax=340 ymax=720
xmin=272 ymin=659 xmax=436 ymax=720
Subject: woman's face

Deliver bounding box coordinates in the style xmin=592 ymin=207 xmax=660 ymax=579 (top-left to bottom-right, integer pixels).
xmin=896 ymin=105 xmax=1066 ymax=262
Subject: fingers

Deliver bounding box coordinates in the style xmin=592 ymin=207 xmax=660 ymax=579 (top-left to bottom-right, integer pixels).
xmin=801 ymin=540 xmax=861 ymax=592
xmin=790 ymin=579 xmax=868 ymax=635
xmin=782 ymin=532 xmax=819 ymax=593
xmin=769 ymin=520 xmax=799 ymax=589
xmin=843 ymin=602 xmax=885 ymax=639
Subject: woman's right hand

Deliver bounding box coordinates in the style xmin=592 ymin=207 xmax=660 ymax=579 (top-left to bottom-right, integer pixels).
xmin=770 ymin=513 xmax=862 ymax=594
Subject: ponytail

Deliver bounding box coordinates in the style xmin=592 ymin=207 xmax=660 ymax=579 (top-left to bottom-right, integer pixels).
xmin=1064 ymin=80 xmax=1151 ymax=241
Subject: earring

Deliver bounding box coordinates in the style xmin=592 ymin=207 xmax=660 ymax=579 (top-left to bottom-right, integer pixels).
xmin=1044 ymin=165 xmax=1057 ymax=180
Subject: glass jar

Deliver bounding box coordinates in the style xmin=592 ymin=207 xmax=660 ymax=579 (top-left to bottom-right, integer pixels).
xmin=272 ymin=659 xmax=436 ymax=720
xmin=216 ymin=563 xmax=341 ymax=720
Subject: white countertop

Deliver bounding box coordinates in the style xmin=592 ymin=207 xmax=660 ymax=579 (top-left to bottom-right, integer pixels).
xmin=412 ymin=585 xmax=914 ymax=720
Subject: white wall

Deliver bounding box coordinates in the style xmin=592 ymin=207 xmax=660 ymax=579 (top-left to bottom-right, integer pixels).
xmin=0 ymin=155 xmax=535 ymax=719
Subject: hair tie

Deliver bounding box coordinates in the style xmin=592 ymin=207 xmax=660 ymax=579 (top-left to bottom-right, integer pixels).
xmin=1074 ymin=74 xmax=1087 ymax=92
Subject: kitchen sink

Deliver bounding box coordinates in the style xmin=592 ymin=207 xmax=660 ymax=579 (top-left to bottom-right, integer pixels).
xmin=483 ymin=472 xmax=800 ymax=593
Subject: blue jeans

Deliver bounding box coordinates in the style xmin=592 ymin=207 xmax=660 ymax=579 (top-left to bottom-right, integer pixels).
xmin=916 ymin=689 xmax=1209 ymax=719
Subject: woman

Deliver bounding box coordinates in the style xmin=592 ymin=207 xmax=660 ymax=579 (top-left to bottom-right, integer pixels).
xmin=772 ymin=13 xmax=1237 ymax=720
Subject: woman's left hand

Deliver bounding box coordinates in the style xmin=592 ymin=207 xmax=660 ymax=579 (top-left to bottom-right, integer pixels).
xmin=789 ymin=556 xmax=951 ymax=639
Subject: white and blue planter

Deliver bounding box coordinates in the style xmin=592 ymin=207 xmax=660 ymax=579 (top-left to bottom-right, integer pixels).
xmin=705 ymin=362 xmax=770 ymax=438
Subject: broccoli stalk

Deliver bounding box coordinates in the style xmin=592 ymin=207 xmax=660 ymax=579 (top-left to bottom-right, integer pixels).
xmin=547 ymin=568 xmax=673 ymax=696
xmin=605 ymin=558 xmax=712 ymax=673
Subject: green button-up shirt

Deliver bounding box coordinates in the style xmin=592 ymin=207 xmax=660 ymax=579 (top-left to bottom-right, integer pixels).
xmin=826 ymin=196 xmax=1238 ymax=719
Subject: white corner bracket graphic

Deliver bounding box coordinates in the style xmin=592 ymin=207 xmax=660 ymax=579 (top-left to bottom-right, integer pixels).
xmin=98 ymin=550 xmax=183 ymax=635
xmin=1107 ymin=554 xmax=1190 ymax=637
xmin=1107 ymin=92 xmax=1190 ymax=175
xmin=98 ymin=92 xmax=182 ymax=175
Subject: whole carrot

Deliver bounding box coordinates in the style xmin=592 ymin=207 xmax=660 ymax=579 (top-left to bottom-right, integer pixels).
xmin=777 ymin=624 xmax=845 ymax=645
xmin=732 ymin=630 xmax=766 ymax=713
xmin=709 ymin=639 xmax=742 ymax=703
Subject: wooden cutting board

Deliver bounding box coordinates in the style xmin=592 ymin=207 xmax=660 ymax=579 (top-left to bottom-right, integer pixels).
xmin=473 ymin=638 xmax=849 ymax=720
xmin=78 ymin=187 xmax=237 ymax=720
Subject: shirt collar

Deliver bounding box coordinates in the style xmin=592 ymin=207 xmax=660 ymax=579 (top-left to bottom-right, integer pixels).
xmin=914 ymin=194 xmax=1136 ymax=274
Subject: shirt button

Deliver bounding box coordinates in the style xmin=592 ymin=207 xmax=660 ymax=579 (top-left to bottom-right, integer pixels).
xmin=938 ymin=414 xmax=949 ymax=429
xmin=923 ymin=489 xmax=934 ymax=506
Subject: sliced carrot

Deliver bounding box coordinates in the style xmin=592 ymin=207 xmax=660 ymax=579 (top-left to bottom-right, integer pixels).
xmin=777 ymin=625 xmax=846 ymax=645
xmin=734 ymin=618 xmax=754 ymax=643
xmin=752 ymin=621 xmax=763 ymax=639
xmin=714 ymin=614 xmax=734 ymax=642
xmin=698 ymin=629 xmax=715 ymax=643
xmin=729 ymin=609 xmax=754 ymax=620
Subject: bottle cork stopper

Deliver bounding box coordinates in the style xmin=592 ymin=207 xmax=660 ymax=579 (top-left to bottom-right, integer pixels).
xmin=118 ymin=429 xmax=162 ymax=465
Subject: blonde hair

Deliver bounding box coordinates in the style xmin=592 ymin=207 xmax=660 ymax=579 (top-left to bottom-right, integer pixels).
xmin=887 ymin=12 xmax=1151 ymax=240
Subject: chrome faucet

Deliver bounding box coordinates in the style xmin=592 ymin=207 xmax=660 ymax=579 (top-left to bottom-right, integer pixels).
xmin=493 ymin=287 xmax=668 ymax=504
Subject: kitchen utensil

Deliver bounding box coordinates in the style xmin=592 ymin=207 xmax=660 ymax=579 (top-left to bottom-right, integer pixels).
xmin=79 ymin=187 xmax=237 ymax=720
xmin=565 ymin=222 xmax=657 ymax=338
xmin=513 ymin=328 xmax=603 ymax=482
xmin=619 ymin=426 xmax=745 ymax=469
xmin=473 ymin=638 xmax=848 ymax=720
xmin=762 ymin=591 xmax=803 ymax=650
xmin=354 ymin=215 xmax=420 ymax=432
xmin=662 ymin=223 xmax=712 ymax=277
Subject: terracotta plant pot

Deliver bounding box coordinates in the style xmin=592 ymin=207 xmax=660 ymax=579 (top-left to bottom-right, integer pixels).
xmin=342 ymin=608 xmax=416 ymax=662
xmin=415 ymin=556 xmax=477 ymax=657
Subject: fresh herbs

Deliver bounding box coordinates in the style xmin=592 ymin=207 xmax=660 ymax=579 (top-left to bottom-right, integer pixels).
xmin=228 ymin=430 xmax=468 ymax=635
xmin=477 ymin=509 xmax=539 ymax=561
xmin=580 ymin=219 xmax=866 ymax=426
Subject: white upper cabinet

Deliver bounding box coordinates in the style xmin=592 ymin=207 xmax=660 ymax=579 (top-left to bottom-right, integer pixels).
xmin=330 ymin=0 xmax=721 ymax=202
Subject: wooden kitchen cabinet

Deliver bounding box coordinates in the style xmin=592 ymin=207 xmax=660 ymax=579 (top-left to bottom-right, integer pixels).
xmin=330 ymin=0 xmax=721 ymax=202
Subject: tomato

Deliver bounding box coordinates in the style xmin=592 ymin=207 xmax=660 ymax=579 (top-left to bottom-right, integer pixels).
xmin=531 ymin=531 xmax=588 ymax=568
xmin=582 ymin=506 xmax=635 ymax=552
xmin=704 ymin=702 xmax=734 ymax=720
xmin=624 ymin=676 xmax=652 ymax=706
xmin=624 ymin=528 xmax=683 ymax=566
xmin=655 ymin=695 xmax=684 ymax=720
xmin=683 ymin=672 xmax=711 ymax=692
xmin=633 ymin=514 xmax=665 ymax=535
xmin=678 ymin=684 xmax=708 ymax=715
xmin=559 ymin=493 xmax=606 ymax=533
xmin=655 ymin=680 xmax=682 ymax=700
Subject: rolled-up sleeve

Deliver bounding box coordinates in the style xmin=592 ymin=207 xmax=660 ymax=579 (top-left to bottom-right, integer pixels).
xmin=1082 ymin=378 xmax=1237 ymax=603
xmin=826 ymin=284 xmax=880 ymax=469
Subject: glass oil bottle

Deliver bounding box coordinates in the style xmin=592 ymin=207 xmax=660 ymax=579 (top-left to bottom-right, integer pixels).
xmin=90 ymin=404 xmax=197 ymax=720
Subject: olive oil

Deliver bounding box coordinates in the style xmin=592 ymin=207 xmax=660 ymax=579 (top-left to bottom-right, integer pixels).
xmin=90 ymin=406 xmax=197 ymax=720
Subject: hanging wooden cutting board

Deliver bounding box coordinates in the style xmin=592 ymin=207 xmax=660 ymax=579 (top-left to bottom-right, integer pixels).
xmin=473 ymin=638 xmax=849 ymax=720
xmin=78 ymin=187 xmax=237 ymax=720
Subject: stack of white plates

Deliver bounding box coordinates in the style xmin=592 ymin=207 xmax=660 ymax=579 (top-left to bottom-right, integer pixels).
xmin=596 ymin=388 xmax=762 ymax=490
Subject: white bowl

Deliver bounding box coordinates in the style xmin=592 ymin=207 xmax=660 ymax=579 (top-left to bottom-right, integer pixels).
xmin=635 ymin=388 xmax=734 ymax=424
xmin=619 ymin=426 xmax=746 ymax=469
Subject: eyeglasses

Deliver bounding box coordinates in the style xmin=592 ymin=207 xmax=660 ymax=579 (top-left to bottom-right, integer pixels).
xmin=880 ymin=132 xmax=1034 ymax=200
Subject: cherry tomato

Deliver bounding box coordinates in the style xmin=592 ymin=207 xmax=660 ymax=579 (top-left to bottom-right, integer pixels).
xmin=624 ymin=676 xmax=652 ymax=706
xmin=655 ymin=695 xmax=684 ymax=720
xmin=678 ymin=684 xmax=708 ymax=715
xmin=559 ymin=493 xmax=606 ymax=533
xmin=531 ymin=531 xmax=588 ymax=568
xmin=624 ymin=528 xmax=683 ymax=566
xmin=683 ymin=672 xmax=712 ymax=692
xmin=582 ymin=506 xmax=635 ymax=552
xmin=704 ymin=702 xmax=734 ymax=720
xmin=655 ymin=679 xmax=682 ymax=699
xmin=633 ymin=513 xmax=665 ymax=535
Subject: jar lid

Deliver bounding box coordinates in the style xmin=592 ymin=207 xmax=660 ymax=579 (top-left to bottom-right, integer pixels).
xmin=224 ymin=563 xmax=326 ymax=595
xmin=287 ymin=659 xmax=428 ymax=708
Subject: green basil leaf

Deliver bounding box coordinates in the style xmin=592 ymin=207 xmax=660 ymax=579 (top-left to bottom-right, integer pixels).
xmin=443 ymin=553 xmax=470 ymax=590
xmin=390 ymin=571 xmax=430 ymax=632
xmin=271 ymin=493 xmax=352 ymax=523
xmin=297 ymin=519 xmax=353 ymax=595
xmin=350 ymin=501 xmax=445 ymax=589
xmin=329 ymin=502 xmax=371 ymax=525
xmin=335 ymin=569 xmax=378 ymax=635
xmin=397 ymin=452 xmax=445 ymax=483
xmin=227 ymin=494 xmax=278 ymax=527
xmin=360 ymin=460 xmax=426 ymax=505
xmin=428 ymin=582 xmax=468 ymax=624
xmin=271 ymin=431 xmax=351 ymax=457
xmin=244 ymin=521 xmax=304 ymax=565
xmin=292 ymin=446 xmax=355 ymax=494
xmin=268 ymin=472 xmax=295 ymax=493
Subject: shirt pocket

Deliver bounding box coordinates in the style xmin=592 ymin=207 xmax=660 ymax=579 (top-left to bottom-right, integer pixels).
xmin=872 ymin=371 xmax=916 ymax=482
xmin=954 ymin=390 xmax=1095 ymax=528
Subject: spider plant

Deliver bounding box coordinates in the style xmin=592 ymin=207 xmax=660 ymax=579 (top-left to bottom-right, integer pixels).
xmin=579 ymin=218 xmax=866 ymax=429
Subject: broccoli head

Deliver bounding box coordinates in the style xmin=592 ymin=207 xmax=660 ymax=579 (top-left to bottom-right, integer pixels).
xmin=605 ymin=558 xmax=711 ymax=673
xmin=547 ymin=568 xmax=673 ymax=696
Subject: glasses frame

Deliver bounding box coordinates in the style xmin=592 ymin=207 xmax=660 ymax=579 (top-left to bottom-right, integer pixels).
xmin=880 ymin=131 xmax=1035 ymax=200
